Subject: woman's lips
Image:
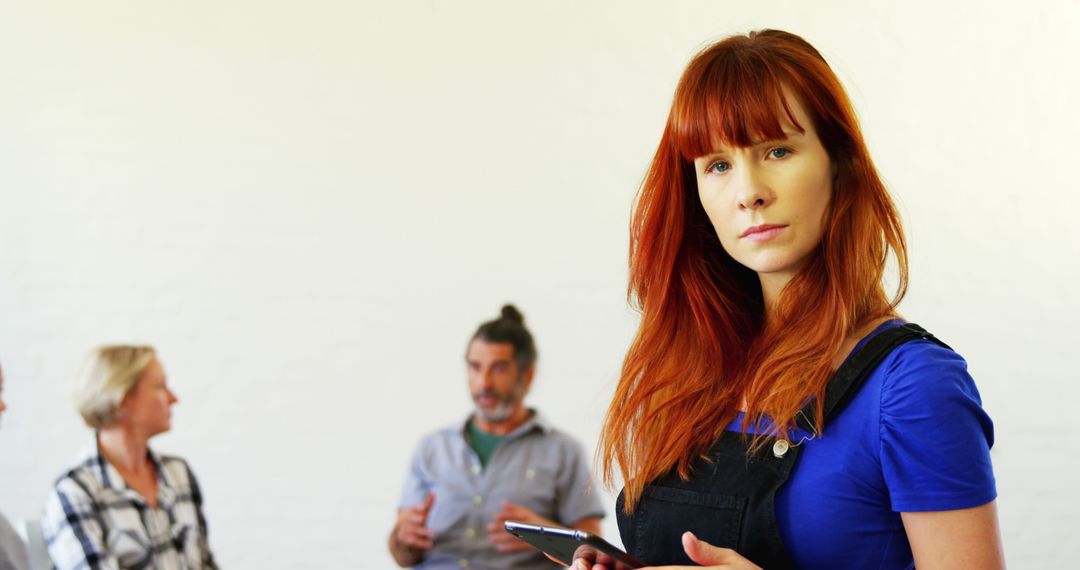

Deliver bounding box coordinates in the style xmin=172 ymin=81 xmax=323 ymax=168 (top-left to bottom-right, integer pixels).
xmin=741 ymin=224 xmax=788 ymax=241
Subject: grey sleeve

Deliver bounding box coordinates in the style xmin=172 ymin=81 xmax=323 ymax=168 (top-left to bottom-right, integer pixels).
xmin=554 ymin=438 xmax=606 ymax=525
xmin=0 ymin=513 xmax=30 ymax=570
xmin=397 ymin=440 xmax=431 ymax=510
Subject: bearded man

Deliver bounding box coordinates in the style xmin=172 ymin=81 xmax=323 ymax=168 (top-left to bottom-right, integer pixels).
xmin=389 ymin=305 xmax=604 ymax=570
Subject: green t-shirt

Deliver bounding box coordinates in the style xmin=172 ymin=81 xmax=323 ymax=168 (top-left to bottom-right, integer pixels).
xmin=467 ymin=419 xmax=505 ymax=468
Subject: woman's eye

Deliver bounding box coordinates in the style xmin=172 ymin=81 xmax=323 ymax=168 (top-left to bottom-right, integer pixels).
xmin=769 ymin=148 xmax=791 ymax=159
xmin=707 ymin=161 xmax=730 ymax=174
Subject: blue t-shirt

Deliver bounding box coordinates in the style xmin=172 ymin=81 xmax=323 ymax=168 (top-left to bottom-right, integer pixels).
xmin=726 ymin=320 xmax=996 ymax=569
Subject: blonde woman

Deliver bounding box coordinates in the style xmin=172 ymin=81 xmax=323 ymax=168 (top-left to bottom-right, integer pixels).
xmin=42 ymin=346 xmax=217 ymax=570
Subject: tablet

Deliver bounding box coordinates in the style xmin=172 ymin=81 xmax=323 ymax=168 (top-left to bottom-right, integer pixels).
xmin=503 ymin=520 xmax=645 ymax=569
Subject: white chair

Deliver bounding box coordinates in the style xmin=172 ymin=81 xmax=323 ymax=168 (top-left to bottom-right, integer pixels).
xmin=19 ymin=519 xmax=52 ymax=570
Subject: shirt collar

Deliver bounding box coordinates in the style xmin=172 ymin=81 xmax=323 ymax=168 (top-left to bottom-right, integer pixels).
xmin=77 ymin=433 xmax=176 ymax=501
xmin=460 ymin=408 xmax=551 ymax=441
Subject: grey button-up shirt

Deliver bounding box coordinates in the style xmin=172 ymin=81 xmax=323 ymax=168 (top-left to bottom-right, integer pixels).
xmin=0 ymin=512 xmax=29 ymax=570
xmin=398 ymin=410 xmax=605 ymax=570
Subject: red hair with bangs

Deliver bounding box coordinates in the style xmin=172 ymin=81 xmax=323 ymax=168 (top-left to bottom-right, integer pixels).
xmin=600 ymin=30 xmax=908 ymax=511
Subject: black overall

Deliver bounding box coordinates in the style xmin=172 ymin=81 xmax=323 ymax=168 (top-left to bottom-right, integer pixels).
xmin=616 ymin=323 xmax=948 ymax=569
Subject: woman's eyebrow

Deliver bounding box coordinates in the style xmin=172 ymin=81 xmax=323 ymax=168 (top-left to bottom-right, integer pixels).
xmin=752 ymin=130 xmax=803 ymax=146
xmin=696 ymin=148 xmax=730 ymax=160
xmin=699 ymin=130 xmax=805 ymax=158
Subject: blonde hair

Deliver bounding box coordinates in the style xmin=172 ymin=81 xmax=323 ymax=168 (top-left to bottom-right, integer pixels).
xmin=76 ymin=345 xmax=156 ymax=429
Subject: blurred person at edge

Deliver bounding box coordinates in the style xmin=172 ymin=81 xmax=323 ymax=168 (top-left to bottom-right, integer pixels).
xmin=42 ymin=346 xmax=217 ymax=570
xmin=574 ymin=30 xmax=1003 ymax=570
xmin=390 ymin=305 xmax=605 ymax=570
xmin=0 ymin=363 xmax=31 ymax=570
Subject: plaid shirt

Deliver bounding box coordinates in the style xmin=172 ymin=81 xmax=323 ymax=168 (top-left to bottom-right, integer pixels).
xmin=42 ymin=439 xmax=217 ymax=570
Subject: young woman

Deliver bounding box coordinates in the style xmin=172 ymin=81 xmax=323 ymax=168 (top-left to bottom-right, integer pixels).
xmin=42 ymin=346 xmax=217 ymax=570
xmin=576 ymin=30 xmax=1003 ymax=570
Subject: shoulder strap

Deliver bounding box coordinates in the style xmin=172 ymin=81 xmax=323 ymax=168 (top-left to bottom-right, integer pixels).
xmin=794 ymin=323 xmax=950 ymax=433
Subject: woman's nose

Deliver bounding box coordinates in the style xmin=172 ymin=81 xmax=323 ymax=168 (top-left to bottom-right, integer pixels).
xmin=735 ymin=167 xmax=775 ymax=210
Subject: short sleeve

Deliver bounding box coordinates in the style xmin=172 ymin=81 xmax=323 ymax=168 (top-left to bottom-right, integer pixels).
xmin=554 ymin=437 xmax=606 ymax=525
xmin=42 ymin=476 xmax=119 ymax=570
xmin=181 ymin=461 xmax=218 ymax=570
xmin=879 ymin=340 xmax=997 ymax=512
xmin=397 ymin=440 xmax=432 ymax=510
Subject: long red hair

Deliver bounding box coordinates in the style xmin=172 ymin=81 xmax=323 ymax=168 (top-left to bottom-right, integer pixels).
xmin=600 ymin=30 xmax=908 ymax=511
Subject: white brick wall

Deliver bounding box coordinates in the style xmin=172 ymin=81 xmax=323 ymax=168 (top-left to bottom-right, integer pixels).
xmin=1 ymin=1 xmax=1077 ymax=567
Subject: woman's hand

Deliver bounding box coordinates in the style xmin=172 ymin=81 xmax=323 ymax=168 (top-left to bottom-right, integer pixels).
xmin=570 ymin=532 xmax=761 ymax=570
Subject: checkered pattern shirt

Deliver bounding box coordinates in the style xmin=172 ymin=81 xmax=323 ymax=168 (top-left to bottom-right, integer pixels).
xmin=41 ymin=439 xmax=217 ymax=570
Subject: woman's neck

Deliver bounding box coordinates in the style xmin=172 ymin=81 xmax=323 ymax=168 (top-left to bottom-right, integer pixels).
xmin=97 ymin=427 xmax=152 ymax=474
xmin=758 ymin=271 xmax=794 ymax=320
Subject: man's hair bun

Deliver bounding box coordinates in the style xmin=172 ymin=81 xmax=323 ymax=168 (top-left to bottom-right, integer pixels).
xmin=500 ymin=304 xmax=524 ymax=324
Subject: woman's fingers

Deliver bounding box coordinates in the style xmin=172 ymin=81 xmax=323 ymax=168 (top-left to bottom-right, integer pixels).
xmin=682 ymin=532 xmax=760 ymax=568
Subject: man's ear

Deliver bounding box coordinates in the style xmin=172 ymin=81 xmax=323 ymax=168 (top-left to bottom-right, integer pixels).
xmin=522 ymin=364 xmax=536 ymax=390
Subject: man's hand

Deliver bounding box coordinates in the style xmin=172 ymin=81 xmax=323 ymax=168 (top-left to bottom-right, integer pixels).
xmin=389 ymin=493 xmax=437 ymax=567
xmin=487 ymin=500 xmax=560 ymax=553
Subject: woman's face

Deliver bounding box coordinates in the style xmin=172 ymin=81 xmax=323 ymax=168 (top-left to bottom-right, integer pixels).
xmin=693 ymin=95 xmax=834 ymax=285
xmin=119 ymin=356 xmax=178 ymax=438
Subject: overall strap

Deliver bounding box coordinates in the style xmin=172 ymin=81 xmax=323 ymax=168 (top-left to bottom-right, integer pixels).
xmin=795 ymin=322 xmax=950 ymax=433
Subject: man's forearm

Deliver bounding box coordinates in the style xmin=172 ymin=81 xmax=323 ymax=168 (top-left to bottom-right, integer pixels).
xmin=570 ymin=516 xmax=603 ymax=536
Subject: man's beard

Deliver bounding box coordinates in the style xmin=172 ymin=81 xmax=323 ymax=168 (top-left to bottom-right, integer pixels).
xmin=472 ymin=379 xmax=526 ymax=423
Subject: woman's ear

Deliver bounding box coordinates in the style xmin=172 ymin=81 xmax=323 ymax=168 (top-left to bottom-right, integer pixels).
xmin=113 ymin=393 xmax=134 ymax=423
